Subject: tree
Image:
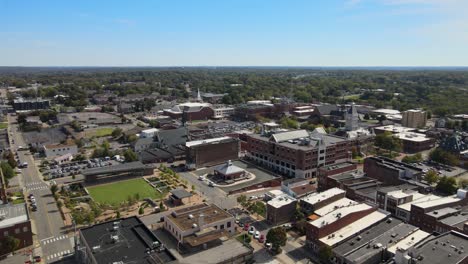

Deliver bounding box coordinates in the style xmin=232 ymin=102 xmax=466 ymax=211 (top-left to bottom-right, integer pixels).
xmin=402 ymin=153 xmax=422 ymax=164
xmin=50 ymin=184 xmax=58 ymax=195
xmin=0 ymin=236 xmax=20 ymax=255
xmin=424 ymin=170 xmax=439 ymax=185
xmin=116 ymin=211 xmax=121 ymax=219
xmin=237 ymin=195 xmax=248 ymax=207
xmin=363 ymin=113 xmax=370 ymax=120
xmin=279 ymin=117 xmax=299 ymax=129
xmin=0 ymin=162 xmax=15 ymax=180
xmin=266 ymin=227 xmax=287 ymax=254
xmin=191 ymin=185 xmax=196 ymax=192
xmin=430 ymin=148 xmax=459 ymax=166
xmin=319 ymin=245 xmax=333 ymax=263
xmin=458 ymin=179 xmax=468 ymax=189
xmin=112 ymin=127 xmax=123 ymax=138
xmin=3 ymin=151 xmax=17 ymax=168
xmin=159 ymin=201 xmax=165 ymax=211
xmin=377 ymin=114 xmax=387 ymax=123
xmin=375 ymin=132 xmax=402 ymax=152
xmin=124 ymin=149 xmax=138 ymax=162
xmin=436 ymin=176 xmax=458 ymax=195
xmin=138 ymin=206 xmax=144 ymax=215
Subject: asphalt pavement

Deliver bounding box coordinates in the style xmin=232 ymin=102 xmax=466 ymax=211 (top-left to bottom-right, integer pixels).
xmin=7 ymin=115 xmax=74 ymax=263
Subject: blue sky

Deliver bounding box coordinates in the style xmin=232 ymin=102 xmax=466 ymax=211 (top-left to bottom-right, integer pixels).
xmin=1 ymin=0 xmax=467 ymax=66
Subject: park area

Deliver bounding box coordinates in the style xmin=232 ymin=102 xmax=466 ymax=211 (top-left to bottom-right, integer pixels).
xmin=84 ymin=127 xmax=114 ymax=138
xmin=87 ymin=178 xmax=164 ymax=205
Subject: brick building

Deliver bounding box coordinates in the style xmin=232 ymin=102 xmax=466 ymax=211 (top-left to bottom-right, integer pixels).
xmin=0 ymin=203 xmax=33 ymax=250
xmin=300 ymin=187 xmax=346 ymax=214
xmin=163 ymin=102 xmax=214 ymax=122
xmin=245 ymin=129 xmax=350 ymax=179
xmin=409 ymin=191 xmax=468 ymax=233
xmin=364 ymin=156 xmax=424 ymax=186
xmin=317 ymin=162 xmax=357 ymax=191
xmin=402 ymin=109 xmax=427 ymax=128
xmin=163 ymin=203 xmax=235 ymax=249
xmin=266 ymin=193 xmax=297 ymax=225
xmin=185 ymin=136 xmax=239 ymax=169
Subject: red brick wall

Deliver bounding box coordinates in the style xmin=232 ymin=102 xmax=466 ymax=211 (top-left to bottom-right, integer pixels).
xmin=306 ymin=207 xmax=376 ymax=242
xmin=0 ymin=221 xmax=33 ymax=249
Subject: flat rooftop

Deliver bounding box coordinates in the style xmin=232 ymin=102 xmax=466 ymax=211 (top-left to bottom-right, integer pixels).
xmin=406 ymin=231 xmax=468 ymax=264
xmin=333 ymin=217 xmax=402 ymax=257
xmin=346 ymin=223 xmax=422 ymax=262
xmin=80 ymin=216 xmax=175 ymax=264
xmin=310 ymin=203 xmax=372 ymax=228
xmin=0 ymin=203 xmax=29 ymax=228
xmin=82 ymin=161 xmax=152 ymax=176
xmin=185 ymin=136 xmax=235 ymax=148
xmin=166 ymin=203 xmax=233 ymax=232
xmin=313 ymin=198 xmax=359 ymax=217
xmin=412 ymin=196 xmax=461 ymax=209
xmin=397 ymin=194 xmax=441 ymax=212
xmin=319 ymin=210 xmax=389 ymax=247
xmin=387 ymin=229 xmax=431 ymax=253
xmin=267 ymin=194 xmax=296 ymax=209
xmin=301 ymin=187 xmax=345 ymax=207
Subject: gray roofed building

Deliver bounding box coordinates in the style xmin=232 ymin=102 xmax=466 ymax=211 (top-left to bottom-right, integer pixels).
xmin=78 ymin=216 xmax=176 ymax=264
xmin=170 ymin=188 xmax=192 ymax=200
xmin=137 ymin=127 xmax=188 ymax=164
xmin=333 ymin=217 xmax=402 ymax=258
xmin=395 ymin=231 xmax=468 ymax=264
xmin=344 ymin=223 xmax=426 ymax=264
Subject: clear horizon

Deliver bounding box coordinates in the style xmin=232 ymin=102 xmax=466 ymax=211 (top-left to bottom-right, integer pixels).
xmin=2 ymin=0 xmax=468 ymax=67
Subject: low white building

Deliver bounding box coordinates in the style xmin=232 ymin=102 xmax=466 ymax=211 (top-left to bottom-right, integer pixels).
xmin=43 ymin=143 xmax=78 ymax=159
xmin=140 ymin=128 xmax=159 ymax=138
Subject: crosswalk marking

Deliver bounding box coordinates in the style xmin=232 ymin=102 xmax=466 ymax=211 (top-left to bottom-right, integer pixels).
xmin=46 ymin=250 xmax=72 ymax=261
xmin=26 ymin=181 xmax=49 ymax=191
xmin=41 ymin=235 xmax=68 ymax=245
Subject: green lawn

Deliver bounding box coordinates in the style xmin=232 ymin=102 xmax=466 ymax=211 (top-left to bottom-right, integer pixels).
xmin=86 ymin=127 xmax=114 ymax=138
xmin=87 ymin=178 xmax=164 ymax=205
xmin=0 ymin=122 xmax=8 ymax=129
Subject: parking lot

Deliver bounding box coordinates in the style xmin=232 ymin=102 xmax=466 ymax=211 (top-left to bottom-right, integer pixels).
xmin=42 ymin=158 xmax=121 ymax=180
xmin=188 ymin=160 xmax=281 ymax=193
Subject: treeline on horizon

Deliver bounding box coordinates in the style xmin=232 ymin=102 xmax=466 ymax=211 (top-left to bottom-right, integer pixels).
xmin=1 ymin=67 xmax=467 ymax=116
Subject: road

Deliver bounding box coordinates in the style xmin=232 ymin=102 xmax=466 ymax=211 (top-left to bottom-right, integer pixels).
xmin=7 ymin=114 xmax=74 ymax=263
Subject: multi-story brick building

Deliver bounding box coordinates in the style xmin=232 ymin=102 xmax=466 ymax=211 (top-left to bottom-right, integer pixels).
xmin=163 ymin=203 xmax=235 ymax=249
xmin=245 ymin=129 xmax=350 ymax=179
xmin=185 ymin=136 xmax=239 ymax=169
xmin=409 ymin=192 xmax=467 ymax=233
xmin=163 ymin=102 xmax=214 ymax=122
xmin=0 ymin=203 xmax=33 ymax=250
xmin=364 ymin=156 xmax=424 ymax=186
xmin=266 ymin=193 xmax=297 ymax=225
xmin=402 ymin=109 xmax=427 ymax=128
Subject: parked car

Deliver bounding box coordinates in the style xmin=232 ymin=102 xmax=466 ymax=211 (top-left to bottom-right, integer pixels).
xmin=248 ymin=226 xmax=255 ymax=235
xmin=265 ymin=242 xmax=272 ymax=248
xmin=254 ymin=231 xmax=260 ymax=239
xmin=258 ymin=234 xmax=265 ymax=243
xmin=243 ymin=223 xmax=250 ymax=231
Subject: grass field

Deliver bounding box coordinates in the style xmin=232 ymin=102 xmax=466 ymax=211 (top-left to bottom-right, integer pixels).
xmin=85 ymin=127 xmax=114 ymax=138
xmin=0 ymin=122 xmax=8 ymax=129
xmin=87 ymin=178 xmax=164 ymax=205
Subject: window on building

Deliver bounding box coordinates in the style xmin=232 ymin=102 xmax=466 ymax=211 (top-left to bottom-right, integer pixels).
xmin=15 ymin=228 xmax=20 ymax=234
xmin=227 ymin=222 xmax=231 ymax=228
xmin=3 ymin=231 xmax=8 ymax=237
xmin=23 ymin=226 xmax=28 ymax=232
xmin=220 ymin=224 xmax=225 ymax=229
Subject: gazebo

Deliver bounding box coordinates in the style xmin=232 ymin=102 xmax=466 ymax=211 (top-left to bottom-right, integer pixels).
xmin=214 ymin=160 xmax=246 ymax=180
